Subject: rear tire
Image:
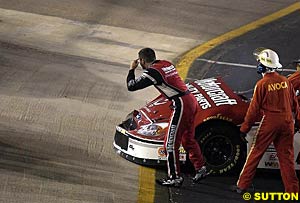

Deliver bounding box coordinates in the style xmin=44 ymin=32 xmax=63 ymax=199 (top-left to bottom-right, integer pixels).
xmin=196 ymin=121 xmax=246 ymax=175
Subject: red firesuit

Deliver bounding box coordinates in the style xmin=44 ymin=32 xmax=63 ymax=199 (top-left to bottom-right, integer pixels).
xmin=127 ymin=60 xmax=205 ymax=178
xmin=288 ymin=71 xmax=300 ymax=104
xmin=238 ymin=71 xmax=299 ymax=193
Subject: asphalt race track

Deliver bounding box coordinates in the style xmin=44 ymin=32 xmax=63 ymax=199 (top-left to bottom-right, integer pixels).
xmin=0 ymin=1 xmax=299 ymax=203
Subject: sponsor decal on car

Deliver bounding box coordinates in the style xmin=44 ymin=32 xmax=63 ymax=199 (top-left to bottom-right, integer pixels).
xmin=116 ymin=126 xmax=127 ymax=135
xmin=203 ymin=114 xmax=233 ymax=122
xmin=179 ymin=146 xmax=187 ymax=161
xmin=187 ymin=83 xmax=211 ymax=109
xmin=158 ymin=147 xmax=165 ymax=157
xmin=264 ymin=161 xmax=279 ymax=168
xmin=268 ymin=153 xmax=278 ymax=161
xmin=187 ymin=78 xmax=238 ymax=110
xmin=195 ymin=78 xmax=238 ymax=106
xmin=157 ymin=146 xmax=186 ymax=160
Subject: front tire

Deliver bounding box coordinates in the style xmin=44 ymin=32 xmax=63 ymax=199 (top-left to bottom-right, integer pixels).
xmin=196 ymin=121 xmax=246 ymax=175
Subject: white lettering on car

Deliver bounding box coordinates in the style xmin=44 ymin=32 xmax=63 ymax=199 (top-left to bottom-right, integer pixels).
xmin=195 ymin=78 xmax=237 ymax=106
xmin=194 ymin=93 xmax=211 ymax=109
xmin=187 ymin=83 xmax=211 ymax=109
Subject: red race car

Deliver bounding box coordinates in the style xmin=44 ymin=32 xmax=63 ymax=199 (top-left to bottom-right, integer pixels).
xmin=113 ymin=77 xmax=300 ymax=174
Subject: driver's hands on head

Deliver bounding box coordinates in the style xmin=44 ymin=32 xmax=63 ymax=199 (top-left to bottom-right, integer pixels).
xmin=130 ymin=59 xmax=139 ymax=70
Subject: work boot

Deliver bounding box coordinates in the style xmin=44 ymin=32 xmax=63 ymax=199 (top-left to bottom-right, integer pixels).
xmin=192 ymin=166 xmax=208 ymax=183
xmin=156 ymin=176 xmax=184 ymax=187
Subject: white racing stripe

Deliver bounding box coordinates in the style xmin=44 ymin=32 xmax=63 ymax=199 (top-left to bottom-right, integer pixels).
xmin=197 ymin=58 xmax=296 ymax=72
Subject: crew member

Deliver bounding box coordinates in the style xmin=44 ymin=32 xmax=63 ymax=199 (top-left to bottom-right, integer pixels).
xmin=127 ymin=48 xmax=207 ymax=187
xmin=233 ymin=48 xmax=299 ymax=193
xmin=288 ymin=59 xmax=300 ymax=104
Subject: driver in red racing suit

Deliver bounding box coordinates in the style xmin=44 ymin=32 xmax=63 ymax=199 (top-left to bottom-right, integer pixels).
xmin=127 ymin=48 xmax=207 ymax=187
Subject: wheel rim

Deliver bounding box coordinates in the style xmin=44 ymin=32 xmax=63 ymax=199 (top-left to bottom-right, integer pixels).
xmin=202 ymin=134 xmax=234 ymax=167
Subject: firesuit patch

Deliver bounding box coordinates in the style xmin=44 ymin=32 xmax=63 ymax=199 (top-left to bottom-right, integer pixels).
xmin=267 ymin=81 xmax=288 ymax=91
xmin=167 ymin=124 xmax=177 ymax=151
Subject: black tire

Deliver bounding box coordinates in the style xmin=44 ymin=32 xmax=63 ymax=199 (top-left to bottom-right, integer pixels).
xmin=196 ymin=120 xmax=247 ymax=175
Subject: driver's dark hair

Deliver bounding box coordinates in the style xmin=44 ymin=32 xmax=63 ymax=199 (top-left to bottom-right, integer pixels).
xmin=138 ymin=48 xmax=156 ymax=63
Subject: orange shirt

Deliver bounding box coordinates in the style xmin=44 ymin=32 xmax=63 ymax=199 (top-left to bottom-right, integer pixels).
xmin=241 ymin=72 xmax=299 ymax=133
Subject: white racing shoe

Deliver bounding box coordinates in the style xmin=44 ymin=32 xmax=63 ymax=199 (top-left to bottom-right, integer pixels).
xmin=156 ymin=176 xmax=184 ymax=187
xmin=192 ymin=166 xmax=209 ymax=183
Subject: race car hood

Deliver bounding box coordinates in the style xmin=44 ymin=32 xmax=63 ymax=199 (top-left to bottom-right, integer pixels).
xmin=140 ymin=77 xmax=248 ymax=123
xmin=121 ymin=77 xmax=249 ymax=140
